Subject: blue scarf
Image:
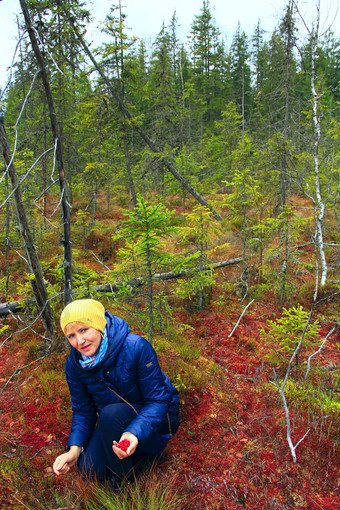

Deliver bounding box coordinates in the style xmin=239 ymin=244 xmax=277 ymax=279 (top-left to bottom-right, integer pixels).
xmin=79 ymin=327 xmax=108 ymax=369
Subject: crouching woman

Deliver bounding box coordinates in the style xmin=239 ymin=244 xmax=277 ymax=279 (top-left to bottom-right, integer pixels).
xmin=52 ymin=299 xmax=180 ymax=483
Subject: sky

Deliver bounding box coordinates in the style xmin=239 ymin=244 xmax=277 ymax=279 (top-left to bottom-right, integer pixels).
xmin=0 ymin=0 xmax=339 ymax=90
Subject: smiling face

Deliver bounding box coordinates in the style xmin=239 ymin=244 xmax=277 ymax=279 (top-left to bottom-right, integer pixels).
xmin=64 ymin=321 xmax=102 ymax=357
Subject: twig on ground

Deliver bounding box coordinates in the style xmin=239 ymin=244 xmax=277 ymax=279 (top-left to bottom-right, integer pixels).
xmin=11 ymin=495 xmax=31 ymax=510
xmin=91 ymin=250 xmax=111 ymax=271
xmin=228 ymin=299 xmax=254 ymax=338
xmin=0 ymin=355 xmax=47 ymax=394
xmin=0 ymin=333 xmax=13 ymax=350
xmin=305 ymin=325 xmax=337 ymax=379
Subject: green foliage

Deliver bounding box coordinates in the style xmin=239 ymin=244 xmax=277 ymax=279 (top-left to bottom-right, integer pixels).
xmin=38 ymin=257 xmax=101 ymax=308
xmin=173 ymin=373 xmax=191 ymax=392
xmin=113 ymin=194 xmax=176 ymax=267
xmin=173 ymin=270 xmax=214 ymax=305
xmin=0 ymin=324 xmax=9 ymax=335
xmin=16 ymin=272 xmax=36 ymax=301
xmin=261 ymin=304 xmax=320 ymax=365
xmin=174 ymin=336 xmax=201 ymax=362
xmin=111 ymin=194 xmax=177 ymax=341
xmin=249 ymin=282 xmax=275 ymax=300
xmin=284 ymin=379 xmax=340 ymax=418
xmin=173 ymin=205 xmax=223 ymax=309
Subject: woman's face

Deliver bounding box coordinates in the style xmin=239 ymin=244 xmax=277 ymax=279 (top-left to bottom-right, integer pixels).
xmin=64 ymin=321 xmax=102 ymax=356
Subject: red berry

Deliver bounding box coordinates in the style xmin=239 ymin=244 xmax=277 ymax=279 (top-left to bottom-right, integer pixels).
xmin=117 ymin=439 xmax=130 ymax=452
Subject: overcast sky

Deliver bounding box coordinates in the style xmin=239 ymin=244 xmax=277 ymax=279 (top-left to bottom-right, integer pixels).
xmin=1 ymin=0 xmax=339 ymax=90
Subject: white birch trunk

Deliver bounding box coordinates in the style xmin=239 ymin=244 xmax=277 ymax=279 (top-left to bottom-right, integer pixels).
xmin=311 ymin=1 xmax=327 ymax=288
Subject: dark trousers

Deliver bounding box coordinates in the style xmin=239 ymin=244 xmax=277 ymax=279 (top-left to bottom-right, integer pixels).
xmin=77 ymin=403 xmax=179 ymax=481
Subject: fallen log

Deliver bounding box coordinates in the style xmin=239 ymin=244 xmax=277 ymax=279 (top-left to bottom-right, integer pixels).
xmin=93 ymin=257 xmax=243 ymax=293
xmin=0 ymin=257 xmax=242 ymax=317
xmin=0 ymin=300 xmax=36 ymax=317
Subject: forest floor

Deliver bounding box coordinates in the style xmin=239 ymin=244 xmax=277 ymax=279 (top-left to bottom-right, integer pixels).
xmin=0 ymin=193 xmax=340 ymax=509
xmin=0 ymin=286 xmax=339 ymax=510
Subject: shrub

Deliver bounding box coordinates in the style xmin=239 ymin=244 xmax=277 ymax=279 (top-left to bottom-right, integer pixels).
xmin=260 ymin=304 xmax=320 ymax=367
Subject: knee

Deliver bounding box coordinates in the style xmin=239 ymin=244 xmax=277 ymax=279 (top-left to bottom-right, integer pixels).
xmin=97 ymin=403 xmax=127 ymax=432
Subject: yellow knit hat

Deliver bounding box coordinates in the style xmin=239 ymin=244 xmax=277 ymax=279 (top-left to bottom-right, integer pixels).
xmin=60 ymin=299 xmax=106 ymax=334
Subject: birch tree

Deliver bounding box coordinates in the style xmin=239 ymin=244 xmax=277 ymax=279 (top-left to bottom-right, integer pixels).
xmin=310 ymin=1 xmax=328 ymax=290
xmin=295 ymin=0 xmax=328 ymax=294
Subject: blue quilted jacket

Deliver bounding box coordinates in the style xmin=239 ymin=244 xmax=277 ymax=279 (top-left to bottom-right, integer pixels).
xmin=65 ymin=312 xmax=179 ymax=450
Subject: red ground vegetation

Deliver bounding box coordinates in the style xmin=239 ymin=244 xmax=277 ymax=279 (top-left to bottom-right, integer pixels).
xmin=0 ymin=293 xmax=339 ymax=509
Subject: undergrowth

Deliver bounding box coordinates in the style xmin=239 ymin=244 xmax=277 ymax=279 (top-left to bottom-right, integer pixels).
xmin=1 ymin=194 xmax=340 ymax=509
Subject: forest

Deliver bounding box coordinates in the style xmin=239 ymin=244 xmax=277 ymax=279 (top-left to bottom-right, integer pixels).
xmin=0 ymin=0 xmax=339 ymax=508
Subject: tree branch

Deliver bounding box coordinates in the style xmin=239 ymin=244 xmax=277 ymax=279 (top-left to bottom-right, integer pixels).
xmin=228 ymin=299 xmax=254 ymax=338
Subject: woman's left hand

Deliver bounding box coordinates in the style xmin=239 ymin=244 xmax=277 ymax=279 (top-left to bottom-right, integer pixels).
xmin=113 ymin=432 xmax=138 ymax=459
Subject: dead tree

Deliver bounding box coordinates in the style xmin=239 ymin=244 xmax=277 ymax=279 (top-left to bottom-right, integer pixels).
xmin=0 ymin=118 xmax=57 ymax=343
xmin=20 ymin=0 xmax=73 ymax=306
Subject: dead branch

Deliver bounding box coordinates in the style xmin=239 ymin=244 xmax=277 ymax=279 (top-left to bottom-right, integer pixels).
xmin=0 ymin=355 xmax=47 ymax=395
xmin=228 ymin=299 xmax=254 ymax=338
xmin=305 ymin=326 xmax=337 ymax=379
xmin=0 ymin=257 xmax=242 ymax=317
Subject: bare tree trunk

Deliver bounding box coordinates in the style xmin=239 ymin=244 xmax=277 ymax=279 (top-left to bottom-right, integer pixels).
xmin=271 ymin=312 xmax=313 ymax=463
xmin=311 ymin=1 xmax=327 ymax=289
xmin=280 ymin=0 xmax=294 ymax=209
xmin=20 ymin=0 xmax=72 ymax=304
xmin=42 ymin=98 xmax=47 ymax=221
xmin=69 ymin=18 xmax=223 ymax=222
xmin=5 ymin=170 xmax=10 ymax=303
xmin=0 ymin=119 xmax=57 ymax=343
xmin=125 ymin=137 xmax=137 ymax=207
xmin=20 ymin=0 xmax=73 ymax=305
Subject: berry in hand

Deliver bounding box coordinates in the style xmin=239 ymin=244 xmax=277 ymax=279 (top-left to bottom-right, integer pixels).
xmin=117 ymin=439 xmax=130 ymax=452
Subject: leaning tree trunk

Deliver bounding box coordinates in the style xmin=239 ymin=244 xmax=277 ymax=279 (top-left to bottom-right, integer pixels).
xmin=0 ymin=119 xmax=57 ymax=343
xmin=69 ymin=18 xmax=223 ymax=222
xmin=5 ymin=170 xmax=10 ymax=303
xmin=20 ymin=0 xmax=73 ymax=306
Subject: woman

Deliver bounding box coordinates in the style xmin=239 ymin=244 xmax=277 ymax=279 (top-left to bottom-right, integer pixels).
xmin=52 ymin=299 xmax=180 ymax=483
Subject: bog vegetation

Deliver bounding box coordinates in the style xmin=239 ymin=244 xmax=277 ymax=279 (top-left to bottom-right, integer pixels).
xmin=0 ymin=0 xmax=339 ymax=508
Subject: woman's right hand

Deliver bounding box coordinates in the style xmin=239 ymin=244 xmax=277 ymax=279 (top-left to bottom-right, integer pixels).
xmin=53 ymin=445 xmax=82 ymax=476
